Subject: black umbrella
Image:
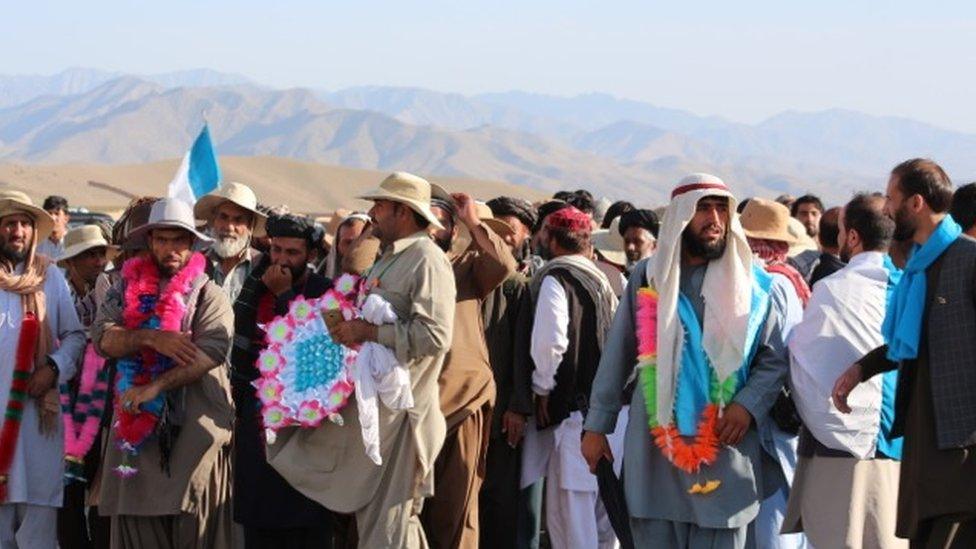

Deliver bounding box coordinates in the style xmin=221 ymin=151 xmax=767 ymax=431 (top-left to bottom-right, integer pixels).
xmin=596 ymin=457 xmax=635 ymax=549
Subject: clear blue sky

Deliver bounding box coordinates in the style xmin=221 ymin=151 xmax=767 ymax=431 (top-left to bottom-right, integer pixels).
xmin=6 ymin=0 xmax=976 ymax=132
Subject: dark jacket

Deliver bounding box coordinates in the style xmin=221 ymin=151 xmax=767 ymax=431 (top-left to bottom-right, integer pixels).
xmin=232 ymin=269 xmax=335 ymax=528
xmin=861 ymin=236 xmax=976 ymax=449
xmin=808 ymin=252 xmax=846 ymax=288
xmin=482 ymin=273 xmax=533 ymax=438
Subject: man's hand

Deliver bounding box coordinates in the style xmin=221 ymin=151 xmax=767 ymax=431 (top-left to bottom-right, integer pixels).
xmin=501 ymin=411 xmax=527 ymax=448
xmin=715 ymin=402 xmax=752 ymax=446
xmin=148 ymin=331 xmax=198 ymax=367
xmin=452 ymin=193 xmax=481 ymax=230
xmin=582 ymin=431 xmax=614 ymax=474
xmin=535 ymin=395 xmax=551 ymax=428
xmin=119 ymin=381 xmax=162 ymax=414
xmin=262 ymin=265 xmax=293 ymax=296
xmin=832 ymin=362 xmax=863 ymax=414
xmin=330 ymin=319 xmax=377 ymax=347
xmin=26 ymin=365 xmax=57 ymax=398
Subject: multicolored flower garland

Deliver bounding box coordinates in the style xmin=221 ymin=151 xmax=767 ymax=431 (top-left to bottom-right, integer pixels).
xmin=113 ymin=252 xmax=206 ymax=478
xmin=256 ymin=273 xmax=359 ymax=441
xmin=59 ymin=344 xmax=110 ymax=482
xmin=0 ymin=312 xmax=40 ymax=503
xmin=636 ymin=287 xmax=736 ymax=493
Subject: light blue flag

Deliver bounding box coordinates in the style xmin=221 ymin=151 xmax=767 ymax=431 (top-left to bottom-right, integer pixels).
xmin=167 ymin=124 xmax=222 ymax=205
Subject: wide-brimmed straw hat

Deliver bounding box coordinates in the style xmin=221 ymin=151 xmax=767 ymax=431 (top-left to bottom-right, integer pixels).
xmin=358 ymin=172 xmax=445 ymax=230
xmin=0 ymin=190 xmax=55 ymax=241
xmin=787 ymin=217 xmax=819 ymax=256
xmin=59 ymin=225 xmax=120 ymax=263
xmin=193 ymin=181 xmax=267 ymax=237
xmin=739 ymin=197 xmax=798 ymax=244
xmin=592 ymin=217 xmax=627 ymax=266
xmin=127 ymin=198 xmax=215 ymax=251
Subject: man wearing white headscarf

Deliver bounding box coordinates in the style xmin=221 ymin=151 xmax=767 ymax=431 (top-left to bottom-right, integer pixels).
xmin=582 ymin=174 xmax=793 ymax=548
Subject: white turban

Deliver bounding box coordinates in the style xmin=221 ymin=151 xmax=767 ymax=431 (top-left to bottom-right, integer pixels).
xmin=645 ymin=173 xmax=757 ymax=427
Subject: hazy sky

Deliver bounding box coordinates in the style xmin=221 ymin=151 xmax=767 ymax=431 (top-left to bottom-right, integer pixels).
xmin=6 ymin=0 xmax=976 ymax=133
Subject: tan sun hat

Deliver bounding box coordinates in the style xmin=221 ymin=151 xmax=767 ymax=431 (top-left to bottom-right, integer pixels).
xmin=592 ymin=217 xmax=626 ymax=266
xmin=787 ymin=216 xmax=819 ymax=256
xmin=0 ymin=190 xmax=55 ymax=242
xmin=193 ymin=181 xmax=267 ymax=237
xmin=59 ymin=224 xmax=120 ymax=263
xmin=739 ymin=197 xmax=798 ymax=244
xmin=127 ymin=198 xmax=215 ymax=251
xmin=358 ymin=172 xmax=445 ymax=230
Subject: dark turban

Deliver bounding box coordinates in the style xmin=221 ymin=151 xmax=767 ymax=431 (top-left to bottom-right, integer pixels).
xmin=487 ymin=196 xmax=537 ymax=230
xmin=618 ymin=209 xmax=660 ymax=238
xmin=267 ymin=214 xmax=316 ymax=246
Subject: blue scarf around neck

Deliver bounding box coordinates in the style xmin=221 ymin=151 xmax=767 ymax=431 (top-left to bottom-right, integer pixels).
xmin=673 ymin=264 xmax=772 ymax=435
xmin=882 ymin=215 xmax=962 ymax=362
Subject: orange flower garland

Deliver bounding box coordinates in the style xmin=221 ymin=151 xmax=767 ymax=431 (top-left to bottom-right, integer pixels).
xmin=637 ymin=286 xmax=732 ymax=483
xmin=650 ymin=403 xmax=721 ymax=474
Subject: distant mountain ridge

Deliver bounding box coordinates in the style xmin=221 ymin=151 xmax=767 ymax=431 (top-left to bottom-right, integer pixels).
xmin=1 ymin=68 xmax=974 ymax=206
xmin=0 ymin=67 xmax=256 ymax=108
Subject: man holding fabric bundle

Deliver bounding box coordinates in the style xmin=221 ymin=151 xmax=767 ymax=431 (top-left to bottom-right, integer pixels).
xmin=582 ymin=173 xmax=792 ymax=548
xmin=266 ymin=172 xmax=456 ymax=548
xmin=833 ymin=158 xmax=976 ymax=547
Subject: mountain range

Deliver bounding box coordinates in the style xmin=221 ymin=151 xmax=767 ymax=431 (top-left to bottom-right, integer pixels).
xmin=2 ymin=67 xmax=974 ymax=206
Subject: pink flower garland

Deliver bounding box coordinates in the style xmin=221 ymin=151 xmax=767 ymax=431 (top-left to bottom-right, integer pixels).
xmin=60 ymin=345 xmax=109 ymax=474
xmin=114 ymin=252 xmax=206 ymax=477
xmin=256 ymin=274 xmax=360 ymax=437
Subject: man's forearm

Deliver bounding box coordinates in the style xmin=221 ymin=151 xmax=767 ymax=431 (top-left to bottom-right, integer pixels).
xmin=99 ymin=327 xmax=155 ymax=358
xmin=153 ymin=348 xmax=218 ymax=392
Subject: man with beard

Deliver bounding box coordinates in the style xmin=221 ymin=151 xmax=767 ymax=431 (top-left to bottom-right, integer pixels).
xmin=487 ymin=196 xmax=538 ymax=275
xmin=784 ymin=192 xmax=905 ymax=548
xmin=230 ymin=214 xmax=335 ymax=548
xmin=480 ymin=233 xmax=537 ymax=548
xmin=56 ymin=225 xmax=118 ymax=549
xmin=266 ymin=172 xmax=455 ymax=548
xmin=92 ymin=198 xmax=234 ymax=549
xmin=618 ymin=208 xmax=659 ymax=271
xmin=483 ymin=196 xmax=548 ymax=549
xmin=833 ymin=158 xmax=976 ymax=547
xmin=522 ymin=206 xmax=621 ymax=549
xmin=790 ymin=195 xmax=824 ymax=241
xmin=194 ymin=182 xmax=267 ymax=303
xmin=582 ymin=174 xmax=792 ymax=548
xmin=529 ymin=200 xmax=572 ymax=273
xmin=37 ymin=195 xmax=70 ymax=260
xmin=0 ymin=192 xmax=85 ymax=549
xmin=421 ymin=189 xmax=516 ymax=547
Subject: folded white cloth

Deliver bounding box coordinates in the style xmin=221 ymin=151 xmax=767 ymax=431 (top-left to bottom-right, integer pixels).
xmin=354 ymin=294 xmax=414 ymax=465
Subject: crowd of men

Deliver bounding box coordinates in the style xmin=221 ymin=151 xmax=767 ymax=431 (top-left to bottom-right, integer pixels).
xmin=0 ymin=157 xmax=974 ymax=549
